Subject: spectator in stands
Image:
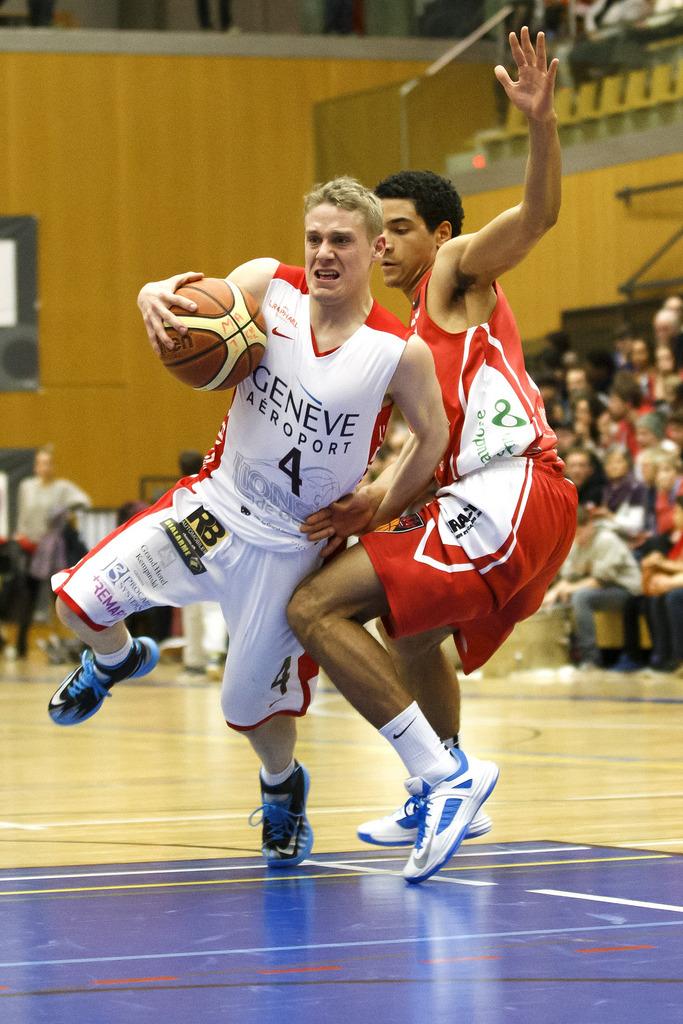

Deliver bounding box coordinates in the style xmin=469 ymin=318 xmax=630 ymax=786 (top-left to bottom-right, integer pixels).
xmin=556 ymin=422 xmax=579 ymax=458
xmin=569 ymin=1 xmax=653 ymax=84
xmin=630 ymin=337 xmax=656 ymax=405
xmin=596 ymin=406 xmax=618 ymax=455
xmin=612 ymin=323 xmax=635 ymax=371
xmin=576 ymin=0 xmax=653 ymax=35
xmin=536 ymin=331 xmax=572 ymax=392
xmin=536 ymin=373 xmax=566 ymax=429
xmin=564 ymin=446 xmax=605 ymax=507
xmin=634 ymin=413 xmax=679 ymax=498
xmin=654 ymin=454 xmax=683 ymax=535
xmin=606 ymin=371 xmax=643 ymax=455
xmin=595 ymin=444 xmax=648 ymax=543
xmin=611 ymin=484 xmax=683 ymax=672
xmin=653 ymin=343 xmax=683 ymax=408
xmin=663 ymin=294 xmax=683 ymax=317
xmin=637 ymin=447 xmax=660 ymax=537
xmin=665 ymin=410 xmax=683 ymax=456
xmin=639 ymin=495 xmax=683 ymax=675
xmin=584 ymin=349 xmax=615 ymax=401
xmin=543 ymin=504 xmax=642 ymax=669
xmin=634 ymin=409 xmax=674 ymax=458
xmin=565 ymin=364 xmax=590 ymax=399
xmin=571 ymin=390 xmax=603 ymax=453
xmin=653 ymin=305 xmax=683 ymax=368
xmin=14 ymin=445 xmax=90 ymax=659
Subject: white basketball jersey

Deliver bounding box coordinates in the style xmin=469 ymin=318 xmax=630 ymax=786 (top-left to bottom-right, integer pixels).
xmin=196 ymin=265 xmax=406 ymax=551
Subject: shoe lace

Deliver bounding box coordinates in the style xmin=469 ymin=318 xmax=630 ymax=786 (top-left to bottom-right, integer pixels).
xmin=249 ymin=802 xmax=298 ymax=843
xmin=68 ymin=654 xmax=112 ymax=702
xmin=407 ymin=795 xmax=431 ymax=851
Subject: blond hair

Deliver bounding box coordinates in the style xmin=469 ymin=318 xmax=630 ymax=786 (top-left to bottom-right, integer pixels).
xmin=304 ymin=176 xmax=383 ymax=240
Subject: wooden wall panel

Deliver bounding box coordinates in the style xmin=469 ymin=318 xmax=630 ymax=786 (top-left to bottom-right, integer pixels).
xmin=1 ymin=45 xmax=680 ymax=511
xmin=461 ymin=152 xmax=683 ymax=342
xmin=0 ymin=51 xmax=424 ymax=507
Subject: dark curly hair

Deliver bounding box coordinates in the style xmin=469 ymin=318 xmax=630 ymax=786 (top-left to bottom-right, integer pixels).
xmin=374 ymin=170 xmax=464 ymax=237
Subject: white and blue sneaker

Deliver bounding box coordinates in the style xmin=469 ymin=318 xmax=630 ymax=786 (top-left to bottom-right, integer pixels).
xmin=48 ymin=637 xmax=160 ymax=726
xmin=357 ymin=802 xmax=492 ymax=846
xmin=250 ymin=761 xmax=314 ymax=868
xmin=403 ymin=749 xmax=499 ymax=884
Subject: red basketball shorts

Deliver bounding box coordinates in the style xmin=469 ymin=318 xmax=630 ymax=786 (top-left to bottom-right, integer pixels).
xmin=361 ymin=457 xmax=577 ymax=674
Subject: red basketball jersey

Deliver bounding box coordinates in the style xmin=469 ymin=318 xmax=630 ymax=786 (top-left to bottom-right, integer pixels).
xmin=409 ymin=273 xmax=560 ymax=487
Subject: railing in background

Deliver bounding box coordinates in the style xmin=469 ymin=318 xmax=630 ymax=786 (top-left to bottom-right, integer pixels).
xmin=616 ymin=178 xmax=683 ymax=298
xmin=399 ymin=3 xmax=513 ymax=167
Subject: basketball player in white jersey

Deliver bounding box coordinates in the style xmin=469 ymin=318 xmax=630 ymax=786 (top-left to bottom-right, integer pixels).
xmin=47 ymin=178 xmax=449 ymax=869
xmin=288 ymin=29 xmax=578 ymax=883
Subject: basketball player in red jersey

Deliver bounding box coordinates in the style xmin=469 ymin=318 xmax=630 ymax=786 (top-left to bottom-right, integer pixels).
xmin=289 ymin=28 xmax=578 ymax=883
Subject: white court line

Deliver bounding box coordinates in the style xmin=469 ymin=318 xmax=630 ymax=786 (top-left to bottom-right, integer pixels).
xmin=611 ymin=837 xmax=683 ymax=847
xmin=2 ymin=920 xmax=683 ymax=970
xmin=307 ymin=858 xmax=496 ymax=887
xmin=565 ymin=792 xmax=683 ymax=801
xmin=315 ymin=846 xmax=590 ymax=865
xmin=0 ymin=846 xmax=591 ymax=884
xmin=0 ymin=806 xmax=421 ymax=831
xmin=531 ymin=889 xmax=683 ymax=914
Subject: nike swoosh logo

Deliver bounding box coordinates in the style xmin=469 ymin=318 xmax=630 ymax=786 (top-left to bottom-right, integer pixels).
xmin=272 ymin=325 xmax=294 ymax=340
xmin=274 ymin=833 xmax=299 ymax=855
xmin=393 ymin=717 xmax=417 ymax=739
xmin=49 ymin=675 xmax=77 ymax=707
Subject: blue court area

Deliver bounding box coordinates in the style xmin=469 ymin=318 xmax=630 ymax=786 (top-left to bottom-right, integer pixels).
xmin=1 ymin=842 xmax=682 ymax=1024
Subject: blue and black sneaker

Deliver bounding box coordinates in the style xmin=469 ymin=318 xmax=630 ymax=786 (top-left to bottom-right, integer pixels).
xmin=250 ymin=761 xmax=313 ymax=868
xmin=48 ymin=637 xmax=159 ymax=726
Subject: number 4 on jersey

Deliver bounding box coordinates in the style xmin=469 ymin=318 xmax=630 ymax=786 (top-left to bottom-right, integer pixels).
xmin=278 ymin=447 xmax=303 ymax=496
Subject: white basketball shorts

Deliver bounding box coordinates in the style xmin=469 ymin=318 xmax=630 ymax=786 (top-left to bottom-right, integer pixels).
xmin=53 ymin=483 xmax=321 ymax=730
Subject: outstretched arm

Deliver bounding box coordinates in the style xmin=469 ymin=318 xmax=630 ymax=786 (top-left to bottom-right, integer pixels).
xmin=433 ymin=27 xmax=560 ymax=294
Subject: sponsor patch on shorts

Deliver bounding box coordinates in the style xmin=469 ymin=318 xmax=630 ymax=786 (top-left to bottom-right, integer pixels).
xmin=375 ymin=512 xmax=425 ymax=534
xmin=161 ymin=505 xmax=227 ymax=575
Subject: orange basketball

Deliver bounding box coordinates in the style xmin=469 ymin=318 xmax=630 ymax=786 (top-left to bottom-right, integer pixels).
xmin=160 ymin=278 xmax=266 ymax=391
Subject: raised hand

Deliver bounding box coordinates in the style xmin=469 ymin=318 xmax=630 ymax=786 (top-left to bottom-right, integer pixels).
xmin=494 ymin=27 xmax=559 ymax=124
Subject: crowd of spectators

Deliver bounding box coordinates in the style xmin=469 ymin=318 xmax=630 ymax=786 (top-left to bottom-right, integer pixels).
xmin=536 ymin=293 xmax=683 ymax=676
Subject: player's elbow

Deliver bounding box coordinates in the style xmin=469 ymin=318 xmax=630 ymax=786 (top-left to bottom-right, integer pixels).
xmin=519 ymin=198 xmax=560 ymax=240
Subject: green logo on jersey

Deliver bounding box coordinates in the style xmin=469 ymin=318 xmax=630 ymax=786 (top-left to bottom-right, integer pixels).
xmin=491 ymin=399 xmax=527 ymax=429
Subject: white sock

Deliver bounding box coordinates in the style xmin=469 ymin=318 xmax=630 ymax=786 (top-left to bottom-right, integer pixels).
xmin=380 ymin=702 xmax=458 ymax=783
xmin=94 ymin=637 xmax=134 ymax=670
xmin=261 ymin=759 xmax=296 ymax=788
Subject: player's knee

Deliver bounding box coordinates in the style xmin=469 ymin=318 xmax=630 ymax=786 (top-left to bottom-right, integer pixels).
xmin=55 ymin=594 xmax=78 ymax=630
xmin=287 ymin=579 xmax=321 ymax=644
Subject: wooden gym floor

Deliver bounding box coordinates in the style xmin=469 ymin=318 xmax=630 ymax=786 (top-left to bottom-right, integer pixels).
xmin=1 ymin=646 xmax=682 ymax=1022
